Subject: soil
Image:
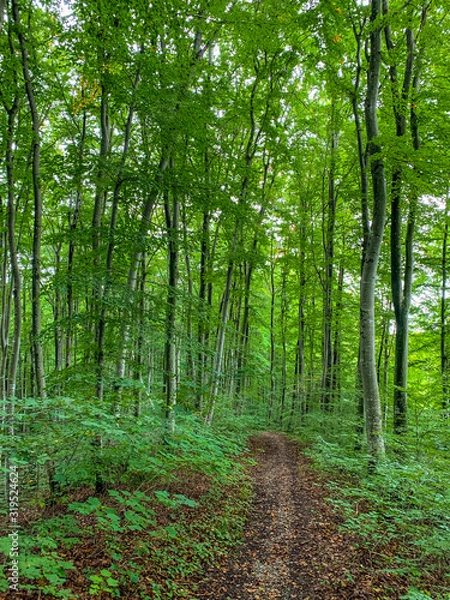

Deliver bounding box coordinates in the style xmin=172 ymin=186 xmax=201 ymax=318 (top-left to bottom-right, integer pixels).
xmin=0 ymin=431 xmax=417 ymax=599
xmin=195 ymin=431 xmax=409 ymax=600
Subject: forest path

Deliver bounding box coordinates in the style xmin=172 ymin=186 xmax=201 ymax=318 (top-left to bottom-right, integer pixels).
xmin=195 ymin=431 xmax=392 ymax=600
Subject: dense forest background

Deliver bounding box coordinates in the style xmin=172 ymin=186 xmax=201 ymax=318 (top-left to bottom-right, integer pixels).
xmin=0 ymin=0 xmax=450 ymax=597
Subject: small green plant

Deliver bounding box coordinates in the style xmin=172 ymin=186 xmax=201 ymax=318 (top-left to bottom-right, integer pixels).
xmin=0 ymin=534 xmax=75 ymax=597
xmin=400 ymin=588 xmax=433 ymax=599
xmin=0 ymin=412 xmax=252 ymax=598
xmin=154 ymin=489 xmax=198 ymax=509
xmin=88 ymin=569 xmax=120 ymax=597
xmin=306 ymin=424 xmax=450 ymax=597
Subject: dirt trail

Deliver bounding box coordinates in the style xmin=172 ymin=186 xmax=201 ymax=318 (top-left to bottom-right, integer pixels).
xmin=196 ymin=431 xmax=404 ymax=600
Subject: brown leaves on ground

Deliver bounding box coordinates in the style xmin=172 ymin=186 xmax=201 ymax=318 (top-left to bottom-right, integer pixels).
xmin=194 ymin=432 xmax=410 ymax=600
xmin=0 ymin=432 xmax=431 ymax=599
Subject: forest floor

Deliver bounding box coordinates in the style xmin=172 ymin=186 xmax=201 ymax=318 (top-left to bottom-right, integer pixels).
xmin=1 ymin=431 xmax=427 ymax=599
xmin=194 ymin=431 xmax=409 ymax=600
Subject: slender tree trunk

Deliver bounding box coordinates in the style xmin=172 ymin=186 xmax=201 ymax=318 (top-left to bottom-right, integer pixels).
xmin=280 ymin=263 xmax=288 ymax=428
xmin=116 ymin=30 xmax=207 ymax=385
xmin=228 ymin=270 xmax=242 ymax=402
xmin=441 ymin=196 xmax=450 ymax=413
xmin=352 ymin=20 xmax=369 ymax=445
xmin=181 ymin=205 xmax=195 ymax=385
xmin=0 ymin=0 xmax=5 ymax=30
xmin=164 ymin=165 xmax=179 ymax=427
xmin=133 ymin=255 xmax=147 ymax=417
xmin=205 ymin=234 xmax=236 ymax=426
xmin=204 ymin=74 xmax=261 ymax=424
xmin=332 ymin=264 xmax=344 ymax=399
xmin=269 ymin=245 xmax=276 ymax=423
xmin=95 ymin=70 xmax=139 ymax=401
xmin=293 ymin=197 xmax=307 ymax=419
xmin=196 ymin=209 xmax=210 ymax=410
xmin=5 ymin=96 xmax=21 ymax=400
xmin=321 ymin=120 xmax=337 ymax=411
xmin=360 ymin=0 xmax=386 ymax=459
xmin=115 ymin=154 xmax=168 ymax=382
xmin=235 ymin=154 xmax=272 ymax=403
xmin=12 ymin=0 xmax=46 ymax=398
xmin=53 ymin=246 xmax=63 ymax=386
xmin=66 ymin=109 xmax=86 ymax=368
xmin=92 ymin=85 xmax=110 ymax=401
xmin=0 ymin=199 xmax=9 ymax=403
xmin=384 ymin=6 xmax=416 ymax=432
xmin=289 ymin=234 xmax=306 ymax=430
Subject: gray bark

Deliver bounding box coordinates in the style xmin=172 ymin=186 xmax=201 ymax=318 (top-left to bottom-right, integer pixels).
xmin=321 ymin=120 xmax=338 ymax=411
xmin=115 ymin=155 xmax=167 ymax=381
xmin=164 ymin=165 xmax=180 ymax=427
xmin=196 ymin=208 xmax=211 ymax=411
xmin=5 ymin=96 xmax=21 ymax=399
xmin=66 ymin=110 xmax=86 ymax=368
xmin=384 ymin=3 xmax=416 ymax=432
xmin=93 ymin=86 xmax=110 ymax=401
xmin=442 ymin=197 xmax=450 ymax=412
xmin=95 ymin=67 xmax=140 ymax=400
xmin=351 ymin=19 xmax=369 ymax=444
xmin=269 ymin=241 xmax=276 ymax=424
xmin=235 ymin=153 xmax=272 ymax=401
xmin=12 ymin=0 xmax=46 ymax=398
xmin=360 ymin=0 xmax=386 ymax=458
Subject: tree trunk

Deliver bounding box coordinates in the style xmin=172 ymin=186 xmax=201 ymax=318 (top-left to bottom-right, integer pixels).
xmin=321 ymin=120 xmax=338 ymax=411
xmin=196 ymin=208 xmax=211 ymax=411
xmin=5 ymin=95 xmax=21 ymax=400
xmin=53 ymin=246 xmax=63 ymax=386
xmin=181 ymin=205 xmax=195 ymax=385
xmin=384 ymin=6 xmax=416 ymax=433
xmin=205 ymin=233 xmax=236 ymax=426
xmin=96 ymin=68 xmax=140 ymax=401
xmin=293 ymin=196 xmax=307 ymax=420
xmin=12 ymin=0 xmax=46 ymax=398
xmin=331 ymin=264 xmax=344 ymax=399
xmin=235 ymin=153 xmax=272 ymax=403
xmin=164 ymin=165 xmax=179 ymax=428
xmin=0 ymin=198 xmax=9 ymax=403
xmin=66 ymin=109 xmax=86 ymax=369
xmin=351 ymin=19 xmax=369 ymax=446
xmin=133 ymin=255 xmax=147 ymax=417
xmin=441 ymin=196 xmax=449 ymax=413
xmin=92 ymin=85 xmax=110 ymax=401
xmin=269 ymin=244 xmax=276 ymax=423
xmin=115 ymin=155 xmax=168 ymax=382
xmin=279 ymin=262 xmax=288 ymax=428
xmin=360 ymin=0 xmax=386 ymax=459
xmin=204 ymin=70 xmax=262 ymax=425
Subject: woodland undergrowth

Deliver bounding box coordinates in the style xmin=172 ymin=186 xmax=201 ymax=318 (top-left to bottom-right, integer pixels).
xmin=295 ymin=409 xmax=450 ymax=600
xmin=0 ymin=402 xmax=255 ymax=599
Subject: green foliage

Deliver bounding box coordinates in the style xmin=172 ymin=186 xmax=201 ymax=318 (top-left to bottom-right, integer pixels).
xmin=68 ymin=491 xmax=157 ymax=535
xmin=400 ymin=590 xmax=434 ymax=600
xmin=0 ymin=534 xmax=75 ymax=597
xmin=154 ymin=490 xmax=198 ymax=509
xmin=0 ymin=413 xmax=252 ymax=597
xmin=1 ymin=0 xmax=450 ymax=595
xmin=88 ymin=570 xmax=120 ymax=597
xmin=306 ymin=421 xmax=450 ymax=595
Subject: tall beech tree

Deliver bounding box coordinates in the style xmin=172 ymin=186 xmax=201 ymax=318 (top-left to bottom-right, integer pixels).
xmin=383 ymin=1 xmax=429 ymax=434
xmin=12 ymin=0 xmax=46 ymax=399
xmin=359 ymin=0 xmax=387 ymax=458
